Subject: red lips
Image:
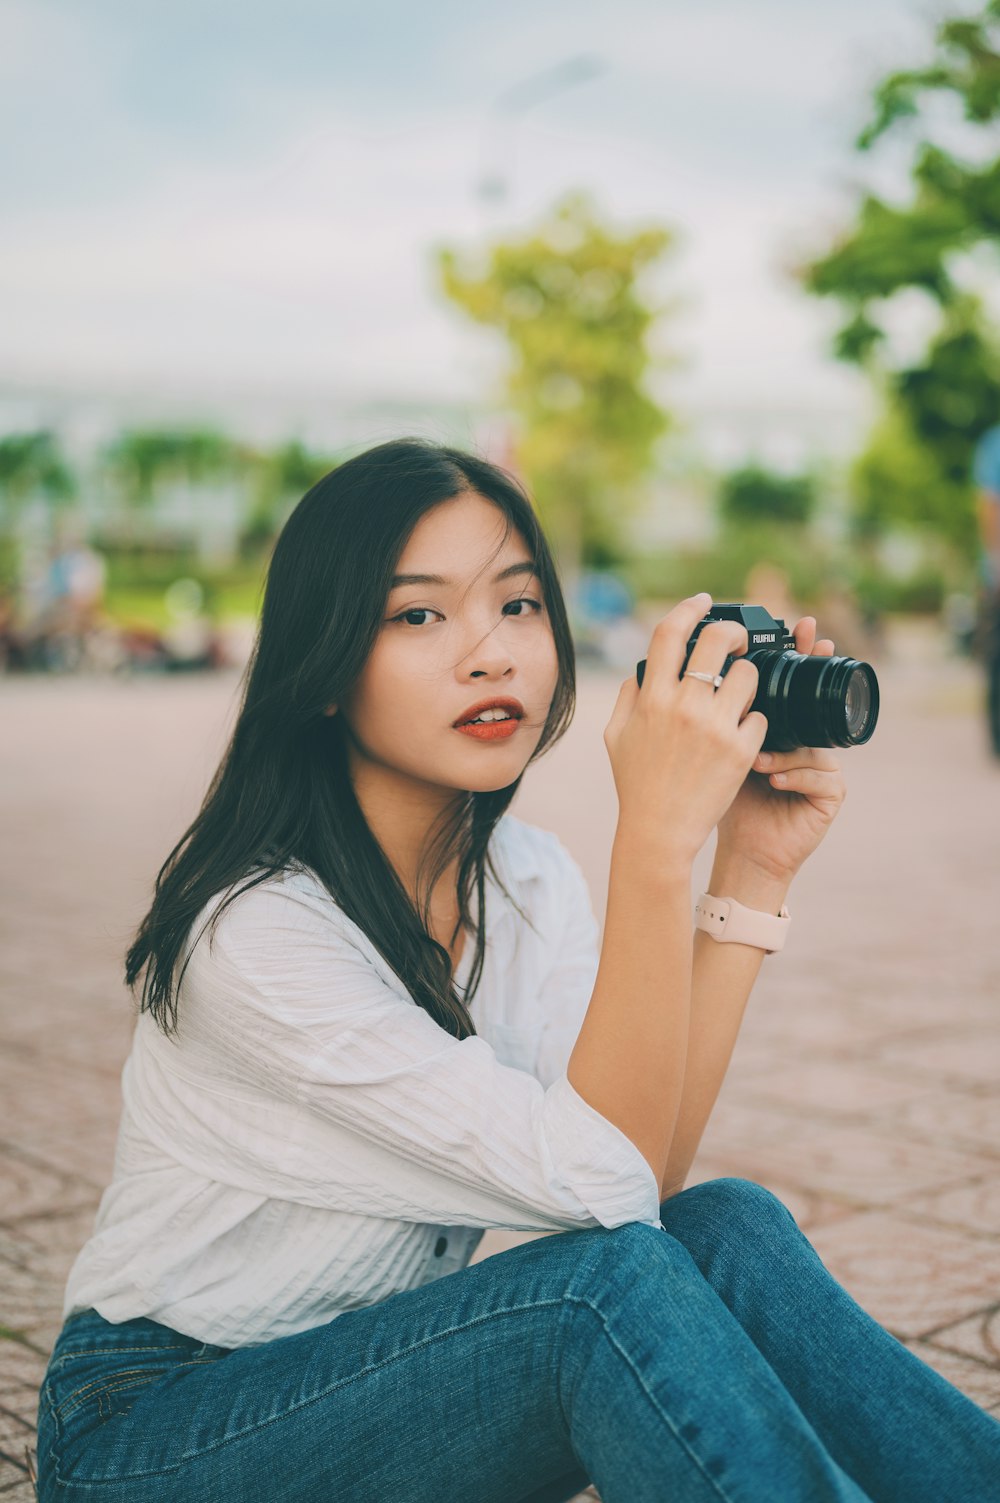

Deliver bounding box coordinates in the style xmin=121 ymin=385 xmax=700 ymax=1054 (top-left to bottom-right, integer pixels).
xmin=453 ymin=696 xmax=525 ymax=727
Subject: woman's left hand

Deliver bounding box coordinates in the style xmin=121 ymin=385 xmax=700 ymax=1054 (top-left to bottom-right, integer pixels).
xmin=715 ymin=616 xmax=848 ymax=883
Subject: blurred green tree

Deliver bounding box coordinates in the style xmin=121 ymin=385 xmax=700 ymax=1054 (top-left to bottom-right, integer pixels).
xmin=103 ymin=428 xmax=245 ymax=547
xmin=848 ymin=392 xmax=966 ymax=542
xmin=435 ymin=190 xmax=676 ymax=581
xmin=800 ymin=0 xmax=1000 ymax=563
xmin=241 ymin=440 xmax=339 ymax=557
xmin=717 ymin=464 xmax=817 ymax=527
xmin=0 ymin=431 xmax=76 ymax=525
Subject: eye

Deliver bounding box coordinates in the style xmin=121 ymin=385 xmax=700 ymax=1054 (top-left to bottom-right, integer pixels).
xmin=391 ymin=607 xmax=442 ymax=628
xmin=389 ymin=598 xmax=543 ymax=628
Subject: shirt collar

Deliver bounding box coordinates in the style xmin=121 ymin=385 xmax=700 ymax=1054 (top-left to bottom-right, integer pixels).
xmin=287 ymin=813 xmax=543 ymax=943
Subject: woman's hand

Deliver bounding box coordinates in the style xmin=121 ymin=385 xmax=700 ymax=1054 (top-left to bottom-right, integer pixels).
xmin=714 ymin=616 xmax=848 ymax=884
xmin=605 ymin=594 xmax=767 ymax=870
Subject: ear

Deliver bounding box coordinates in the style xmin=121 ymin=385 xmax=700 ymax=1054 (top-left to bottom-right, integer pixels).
xmin=323 ymin=704 xmax=338 ymax=717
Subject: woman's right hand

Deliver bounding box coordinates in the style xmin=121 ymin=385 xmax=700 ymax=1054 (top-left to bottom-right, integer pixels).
xmin=603 ymin=592 xmax=768 ymax=867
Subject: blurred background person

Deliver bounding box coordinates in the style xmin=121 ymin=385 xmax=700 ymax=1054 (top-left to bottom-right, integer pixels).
xmin=15 ymin=519 xmax=108 ymax=673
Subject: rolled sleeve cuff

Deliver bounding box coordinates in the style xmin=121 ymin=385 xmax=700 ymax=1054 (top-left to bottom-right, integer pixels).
xmin=542 ymin=1069 xmax=665 ymax=1230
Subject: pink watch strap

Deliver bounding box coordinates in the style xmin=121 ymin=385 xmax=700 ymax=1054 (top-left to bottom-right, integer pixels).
xmin=694 ymin=892 xmax=791 ymax=954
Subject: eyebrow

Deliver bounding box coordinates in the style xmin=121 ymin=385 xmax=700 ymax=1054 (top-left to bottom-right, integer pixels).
xmin=389 ymin=561 xmax=538 ymax=589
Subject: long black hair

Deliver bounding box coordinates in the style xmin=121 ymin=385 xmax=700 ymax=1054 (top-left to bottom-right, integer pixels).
xmin=125 ymin=437 xmax=577 ymax=1041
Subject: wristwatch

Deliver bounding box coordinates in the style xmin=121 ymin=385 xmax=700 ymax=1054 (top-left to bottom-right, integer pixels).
xmin=694 ymin=892 xmax=791 ymax=954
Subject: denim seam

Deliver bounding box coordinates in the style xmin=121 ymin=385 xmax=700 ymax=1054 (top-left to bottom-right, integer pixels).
xmin=94 ymin=1376 xmax=164 ymax=1423
xmin=53 ymin=1359 xmax=220 ymax=1420
xmin=46 ymin=1299 xmax=568 ymax=1488
xmin=55 ymin=1372 xmax=158 ymax=1419
xmin=51 ymin=1346 xmax=199 ymax=1362
xmin=564 ymin=1293 xmax=740 ymax=1503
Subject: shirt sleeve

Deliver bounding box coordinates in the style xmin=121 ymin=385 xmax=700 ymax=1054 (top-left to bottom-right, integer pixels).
xmin=177 ymin=879 xmax=663 ymax=1234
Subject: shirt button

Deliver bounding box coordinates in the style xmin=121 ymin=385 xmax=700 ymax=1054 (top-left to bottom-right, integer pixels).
xmin=434 ymin=1236 xmax=448 ymax=1257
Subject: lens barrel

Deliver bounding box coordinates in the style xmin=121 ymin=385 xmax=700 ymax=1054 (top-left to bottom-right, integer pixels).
xmin=749 ymin=649 xmax=879 ymax=752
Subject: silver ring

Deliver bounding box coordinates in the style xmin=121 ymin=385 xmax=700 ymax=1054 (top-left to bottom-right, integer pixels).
xmin=683 ymin=670 xmax=724 ymax=689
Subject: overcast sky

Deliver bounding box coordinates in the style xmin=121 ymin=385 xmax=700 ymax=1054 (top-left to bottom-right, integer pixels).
xmin=1 ymin=0 xmax=959 ymax=436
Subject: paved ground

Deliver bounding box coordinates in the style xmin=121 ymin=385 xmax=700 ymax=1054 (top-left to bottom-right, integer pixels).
xmin=2 ymin=626 xmax=999 ymax=1500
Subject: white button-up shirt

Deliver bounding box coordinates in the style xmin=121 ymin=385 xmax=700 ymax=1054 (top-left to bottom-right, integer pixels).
xmin=62 ymin=813 xmax=663 ymax=1347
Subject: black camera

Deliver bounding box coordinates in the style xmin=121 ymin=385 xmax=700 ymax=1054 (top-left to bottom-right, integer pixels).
xmin=635 ymin=602 xmax=880 ymax=752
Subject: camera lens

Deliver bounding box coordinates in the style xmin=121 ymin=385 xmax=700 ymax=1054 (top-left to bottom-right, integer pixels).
xmin=844 ymin=666 xmax=873 ymax=740
xmin=748 ymin=650 xmax=879 ymax=752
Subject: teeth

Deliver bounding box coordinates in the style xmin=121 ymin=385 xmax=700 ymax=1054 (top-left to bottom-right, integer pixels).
xmin=470 ymin=708 xmax=512 ymax=723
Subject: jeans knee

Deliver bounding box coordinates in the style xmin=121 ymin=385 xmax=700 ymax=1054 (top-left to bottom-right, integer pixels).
xmin=565 ymin=1218 xmax=696 ymax=1309
xmin=663 ymin=1176 xmax=798 ymax=1241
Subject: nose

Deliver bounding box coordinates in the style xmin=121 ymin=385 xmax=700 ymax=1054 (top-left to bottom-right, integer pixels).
xmin=468 ymin=651 xmax=514 ymax=680
xmin=461 ymin=618 xmax=517 ymax=680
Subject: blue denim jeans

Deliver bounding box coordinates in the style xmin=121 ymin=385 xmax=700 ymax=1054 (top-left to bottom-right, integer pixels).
xmin=36 ymin=1178 xmax=1000 ymax=1502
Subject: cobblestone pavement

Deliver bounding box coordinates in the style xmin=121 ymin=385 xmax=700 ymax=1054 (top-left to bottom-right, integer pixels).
xmin=2 ymin=632 xmax=999 ymax=1500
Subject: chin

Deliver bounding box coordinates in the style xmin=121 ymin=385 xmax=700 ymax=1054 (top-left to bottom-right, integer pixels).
xmin=469 ymin=765 xmax=529 ymax=794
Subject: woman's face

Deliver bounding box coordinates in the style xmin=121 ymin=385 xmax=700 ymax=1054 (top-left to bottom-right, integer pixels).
xmin=330 ymin=491 xmax=560 ymax=805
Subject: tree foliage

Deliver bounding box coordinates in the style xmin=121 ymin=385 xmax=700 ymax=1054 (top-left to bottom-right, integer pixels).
xmin=717 ymin=464 xmax=817 ymax=528
xmin=435 ymin=191 xmax=675 ymax=573
xmin=0 ymin=424 xmax=341 ymax=559
xmin=242 ymin=439 xmax=340 ymax=554
xmin=103 ymin=428 xmax=244 ymax=509
xmin=800 ymin=0 xmax=1000 ymax=558
xmin=0 ymin=431 xmax=75 ymax=518
xmin=849 ymin=389 xmax=975 ymax=553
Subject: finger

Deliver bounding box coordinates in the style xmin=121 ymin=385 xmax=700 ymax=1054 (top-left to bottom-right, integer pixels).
xmin=640 ymin=592 xmax=714 ymax=693
xmin=715 ymin=656 xmax=759 ymax=718
xmin=793 ymin=616 xmax=817 ymax=655
xmin=813 ymin=638 xmax=835 ymax=657
xmin=736 ymin=709 xmax=769 ymax=761
xmin=767 ymin=766 xmax=845 ymax=802
xmin=685 ymin=618 xmax=750 ymax=679
xmin=754 ymin=746 xmax=840 ymax=773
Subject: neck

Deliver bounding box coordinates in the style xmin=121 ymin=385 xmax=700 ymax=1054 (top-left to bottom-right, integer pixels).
xmin=346 ymin=750 xmax=466 ymax=922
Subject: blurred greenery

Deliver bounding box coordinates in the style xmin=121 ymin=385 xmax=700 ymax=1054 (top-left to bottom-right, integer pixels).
xmin=621 ymin=445 xmax=965 ymax=620
xmin=849 ymin=385 xmax=975 ymax=553
xmin=624 ymin=523 xmax=953 ymax=617
xmin=0 ymin=532 xmax=18 ymax=592
xmin=851 ymin=563 xmax=950 ymax=615
xmin=0 ymin=420 xmax=958 ymax=628
xmin=436 ymin=190 xmax=676 ymax=579
xmin=0 ymin=432 xmax=75 ymax=519
xmin=0 ymin=426 xmax=337 ymax=630
xmin=240 ymin=439 xmax=340 ymax=557
xmin=100 ymin=427 xmax=342 ymax=556
xmin=623 ymin=530 xmax=829 ymax=607
xmin=800 ymin=0 xmax=1000 ymax=564
xmin=103 ymin=577 xmax=265 ymax=631
xmin=718 ymin=465 xmax=817 ymax=528
xmin=104 ymin=428 xmax=246 ymax=501
xmin=100 ymin=548 xmax=267 ymax=628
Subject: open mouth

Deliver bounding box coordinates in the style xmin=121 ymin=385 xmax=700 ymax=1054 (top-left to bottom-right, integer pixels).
xmin=452 ymin=697 xmax=525 ymax=730
xmin=454 ymin=716 xmax=521 ymax=741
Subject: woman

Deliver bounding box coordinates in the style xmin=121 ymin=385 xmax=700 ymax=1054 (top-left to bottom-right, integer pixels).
xmin=36 ymin=437 xmax=1000 ymax=1502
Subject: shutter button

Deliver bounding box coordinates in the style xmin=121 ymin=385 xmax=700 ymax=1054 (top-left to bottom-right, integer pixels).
xmin=434 ymin=1236 xmax=448 ymax=1257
